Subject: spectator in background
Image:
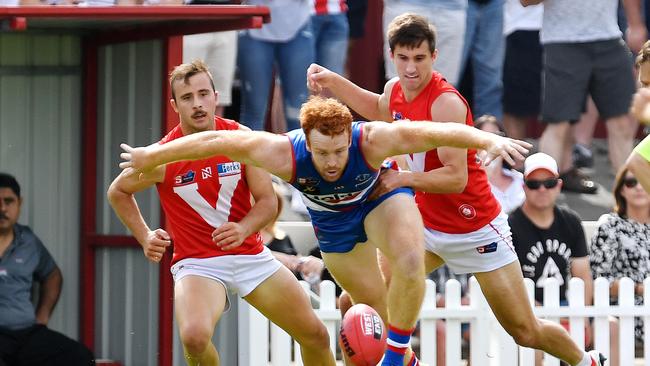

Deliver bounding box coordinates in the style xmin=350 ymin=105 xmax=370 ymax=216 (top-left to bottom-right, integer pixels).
xmin=501 ymin=0 xmax=542 ymax=141
xmin=184 ymin=29 xmax=237 ymax=117
xmin=509 ymin=153 xmax=593 ymax=306
xmin=238 ymin=0 xmax=314 ymax=132
xmin=475 ymin=115 xmax=525 ymax=214
xmin=0 ymin=173 xmax=95 ymax=366
xmin=382 ymin=0 xmax=468 ymax=86
xmin=521 ymin=0 xmax=639 ymax=194
xmin=312 ymin=0 xmax=349 ymax=75
xmin=344 ymin=0 xmax=367 ymax=77
xmin=459 ymin=0 xmax=504 ymax=120
xmin=508 ymin=153 xmax=620 ymax=366
xmin=590 ymin=166 xmax=650 ymax=347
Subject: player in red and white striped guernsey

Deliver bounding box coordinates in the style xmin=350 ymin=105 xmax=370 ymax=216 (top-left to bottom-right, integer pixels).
xmin=108 ymin=60 xmax=336 ymax=366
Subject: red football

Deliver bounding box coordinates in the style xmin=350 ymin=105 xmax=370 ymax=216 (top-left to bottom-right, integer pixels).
xmin=339 ymin=304 xmax=387 ymax=366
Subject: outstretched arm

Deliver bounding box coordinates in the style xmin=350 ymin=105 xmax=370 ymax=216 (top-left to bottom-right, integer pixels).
xmin=119 ymin=130 xmax=294 ymax=181
xmin=362 ymin=121 xmax=531 ymax=167
xmin=307 ymin=63 xmax=394 ymax=121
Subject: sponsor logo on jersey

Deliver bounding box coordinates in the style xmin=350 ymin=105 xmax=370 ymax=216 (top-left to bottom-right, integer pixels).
xmin=334 ymin=185 xmax=345 ymax=190
xmin=476 ymin=242 xmax=498 ymax=254
xmin=458 ymin=204 xmax=477 ymax=219
xmin=201 ymin=166 xmax=213 ymax=180
xmin=175 ymin=170 xmax=195 ymax=185
xmin=303 ymin=185 xmax=319 ymax=194
xmin=305 ymin=191 xmax=361 ymax=204
xmin=217 ymin=162 xmax=241 ymax=177
xmin=297 ymin=177 xmax=320 ymax=186
xmin=354 ymin=173 xmax=374 ymax=188
xmin=392 ymin=111 xmax=403 ymax=120
xmin=355 ymin=173 xmax=371 ymax=182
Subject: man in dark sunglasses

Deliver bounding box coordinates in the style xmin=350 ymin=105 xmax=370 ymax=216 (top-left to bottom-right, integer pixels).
xmin=508 ymin=153 xmax=611 ymax=365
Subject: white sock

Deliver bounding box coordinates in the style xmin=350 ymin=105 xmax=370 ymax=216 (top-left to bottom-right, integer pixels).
xmin=575 ymin=351 xmax=592 ymax=366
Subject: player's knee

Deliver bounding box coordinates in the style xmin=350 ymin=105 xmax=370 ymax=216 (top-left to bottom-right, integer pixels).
xmin=298 ymin=321 xmax=331 ymax=351
xmin=508 ymin=321 xmax=542 ymax=349
xmin=392 ymin=249 xmax=424 ymax=278
xmin=179 ymin=322 xmax=213 ymax=355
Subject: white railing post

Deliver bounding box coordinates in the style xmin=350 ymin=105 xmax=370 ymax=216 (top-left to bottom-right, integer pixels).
xmin=270 ymin=323 xmax=291 ymax=366
xmin=568 ymin=277 xmax=586 ymax=349
xmin=593 ymin=277 xmax=611 ymax=361
xmin=619 ymin=277 xmax=635 ymax=366
xmin=543 ymin=277 xmax=560 ymax=366
xmin=420 ymin=279 xmax=437 ymax=365
xmin=238 ymin=297 xmax=268 ymax=366
xmin=444 ymin=279 xmax=462 ymax=366
xmin=318 ymin=280 xmax=339 ymax=356
xmin=469 ymin=277 xmax=490 ymax=366
xmin=520 ymin=278 xmax=536 ymax=365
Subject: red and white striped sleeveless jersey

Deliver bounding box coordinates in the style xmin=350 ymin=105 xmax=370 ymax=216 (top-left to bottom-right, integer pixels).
xmin=156 ymin=117 xmax=264 ymax=264
xmin=389 ymin=72 xmax=501 ymax=234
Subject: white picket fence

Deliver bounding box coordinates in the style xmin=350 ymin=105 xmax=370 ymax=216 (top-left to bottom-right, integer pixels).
xmin=238 ymin=276 xmax=650 ymax=366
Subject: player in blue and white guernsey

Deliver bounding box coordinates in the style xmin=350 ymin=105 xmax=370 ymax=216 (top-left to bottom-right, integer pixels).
xmin=287 ymin=121 xmax=413 ymax=254
xmin=119 ymin=96 xmax=530 ymax=366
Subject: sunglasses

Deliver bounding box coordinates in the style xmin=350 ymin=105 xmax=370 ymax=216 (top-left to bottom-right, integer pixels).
xmin=623 ymin=177 xmax=639 ymax=188
xmin=525 ymin=178 xmax=559 ymax=190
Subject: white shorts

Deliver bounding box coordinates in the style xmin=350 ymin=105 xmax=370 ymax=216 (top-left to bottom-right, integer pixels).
xmin=170 ymin=246 xmax=282 ymax=310
xmin=183 ymin=31 xmax=237 ymax=106
xmin=424 ymin=211 xmax=518 ymax=274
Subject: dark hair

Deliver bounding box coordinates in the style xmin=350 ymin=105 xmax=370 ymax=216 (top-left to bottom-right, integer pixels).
xmin=387 ymin=13 xmax=437 ymax=53
xmin=0 ymin=173 xmax=20 ymax=198
xmin=613 ymin=167 xmax=631 ymax=217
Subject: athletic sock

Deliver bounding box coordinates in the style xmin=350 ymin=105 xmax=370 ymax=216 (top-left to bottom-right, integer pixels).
xmin=407 ymin=352 xmax=420 ymax=366
xmin=381 ymin=325 xmax=413 ymax=366
xmin=575 ymin=351 xmax=594 ymax=366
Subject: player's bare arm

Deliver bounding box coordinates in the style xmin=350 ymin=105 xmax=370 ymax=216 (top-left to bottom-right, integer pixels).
xmin=520 ymin=0 xmax=543 ymax=6
xmin=361 ymin=120 xmax=531 ymax=169
xmin=107 ymin=162 xmax=170 ymax=262
xmin=212 ymin=166 xmax=277 ymax=251
xmin=119 ymin=130 xmax=294 ymax=181
xmin=307 ymin=63 xmax=393 ymax=121
xmin=390 ymin=93 xmax=472 ymax=194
